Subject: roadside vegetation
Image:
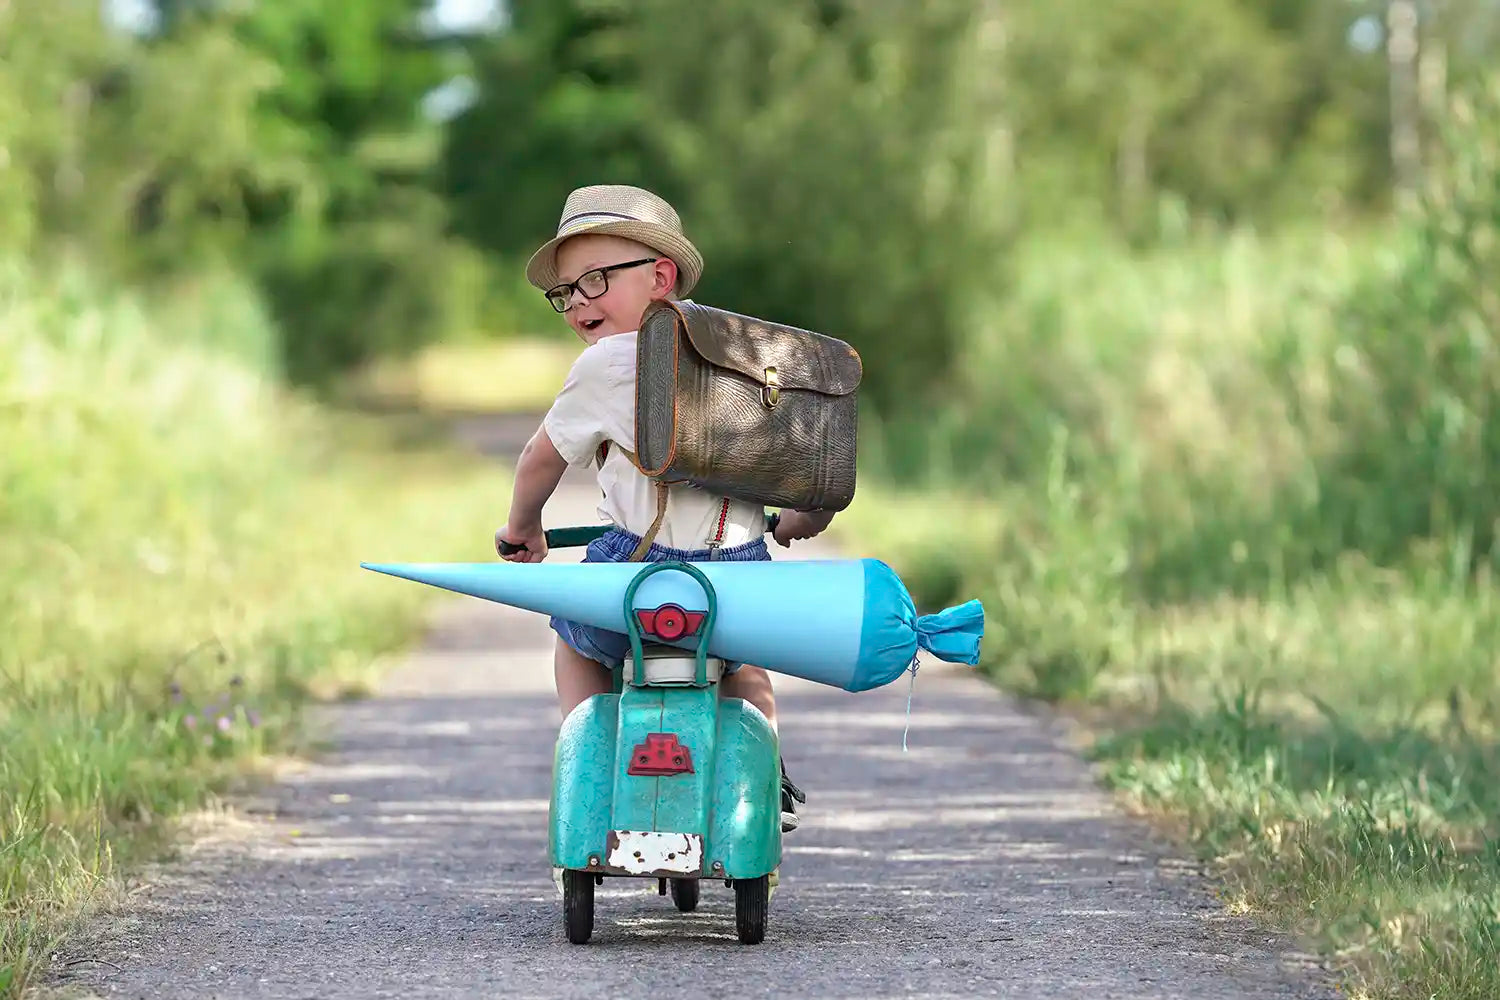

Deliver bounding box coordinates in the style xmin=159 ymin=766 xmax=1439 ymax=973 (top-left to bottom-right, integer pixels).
xmin=841 ymin=81 xmax=1500 ymax=1000
xmin=0 ymin=262 xmax=503 ymax=995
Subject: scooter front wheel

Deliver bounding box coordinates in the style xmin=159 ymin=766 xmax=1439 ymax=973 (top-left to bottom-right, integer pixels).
xmin=669 ymin=878 xmax=699 ymax=912
xmin=562 ymin=869 xmax=594 ymax=944
xmin=734 ymin=875 xmax=769 ymax=944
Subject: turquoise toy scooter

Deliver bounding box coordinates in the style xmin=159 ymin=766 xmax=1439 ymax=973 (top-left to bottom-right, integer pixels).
xmin=363 ymin=517 xmax=985 ymax=946
xmin=500 ymin=520 xmax=782 ymax=944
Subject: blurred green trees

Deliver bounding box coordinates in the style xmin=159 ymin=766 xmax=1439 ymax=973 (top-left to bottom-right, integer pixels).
xmin=438 ymin=0 xmax=1487 ymax=412
xmin=0 ymin=0 xmax=469 ymax=383
xmin=2 ymin=0 xmax=1492 ymax=403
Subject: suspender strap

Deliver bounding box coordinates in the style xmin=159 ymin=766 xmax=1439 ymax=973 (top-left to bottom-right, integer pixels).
xmin=705 ymin=497 xmax=731 ymax=560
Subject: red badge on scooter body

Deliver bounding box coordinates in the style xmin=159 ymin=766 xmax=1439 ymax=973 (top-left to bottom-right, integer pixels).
xmin=628 ymin=733 xmax=695 ymax=776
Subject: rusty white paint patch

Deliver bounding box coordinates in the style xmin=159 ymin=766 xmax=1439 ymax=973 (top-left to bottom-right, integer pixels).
xmin=606 ymin=830 xmax=703 ymax=875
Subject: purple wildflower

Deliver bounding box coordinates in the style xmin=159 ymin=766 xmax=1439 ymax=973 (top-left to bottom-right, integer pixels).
xmin=183 ymin=714 xmax=198 ymax=730
xmin=216 ymin=715 xmax=232 ymax=733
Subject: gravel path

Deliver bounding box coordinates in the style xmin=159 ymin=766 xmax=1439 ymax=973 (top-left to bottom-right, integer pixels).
xmin=47 ymin=415 xmax=1338 ymax=1000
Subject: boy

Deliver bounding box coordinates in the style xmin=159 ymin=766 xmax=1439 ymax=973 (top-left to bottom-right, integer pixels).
xmin=494 ymin=184 xmax=834 ymax=832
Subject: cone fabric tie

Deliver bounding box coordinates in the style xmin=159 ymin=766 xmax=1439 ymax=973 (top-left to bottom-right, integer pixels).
xmin=900 ymin=600 xmax=986 ymax=751
xmin=914 ymin=600 xmax=985 ymax=665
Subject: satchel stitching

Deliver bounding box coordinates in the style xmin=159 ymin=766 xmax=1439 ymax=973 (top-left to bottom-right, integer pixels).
xmin=636 ymin=298 xmax=687 ymax=478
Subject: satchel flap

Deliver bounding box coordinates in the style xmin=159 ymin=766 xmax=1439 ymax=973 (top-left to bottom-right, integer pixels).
xmin=644 ymin=300 xmax=862 ymax=396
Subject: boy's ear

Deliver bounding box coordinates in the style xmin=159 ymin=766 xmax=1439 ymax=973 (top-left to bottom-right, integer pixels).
xmin=653 ymin=256 xmax=679 ymax=296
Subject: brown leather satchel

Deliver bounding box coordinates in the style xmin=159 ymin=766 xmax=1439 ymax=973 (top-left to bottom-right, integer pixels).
xmin=615 ymin=299 xmax=861 ymax=558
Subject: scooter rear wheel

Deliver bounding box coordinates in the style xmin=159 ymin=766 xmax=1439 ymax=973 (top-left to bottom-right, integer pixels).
xmin=562 ymin=869 xmax=594 ymax=944
xmin=669 ymin=878 xmax=699 ymax=912
xmin=734 ymin=875 xmax=769 ymax=944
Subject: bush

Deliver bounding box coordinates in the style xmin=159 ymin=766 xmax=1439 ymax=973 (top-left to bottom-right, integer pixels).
xmin=1309 ymin=76 xmax=1500 ymax=572
xmin=258 ymin=208 xmax=485 ymax=387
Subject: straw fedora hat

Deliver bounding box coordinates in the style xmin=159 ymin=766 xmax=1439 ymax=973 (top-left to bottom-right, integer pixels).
xmin=526 ymin=184 xmax=704 ymax=297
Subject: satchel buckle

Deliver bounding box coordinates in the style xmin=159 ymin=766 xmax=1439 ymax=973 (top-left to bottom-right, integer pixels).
xmin=761 ymin=367 xmax=780 ymax=408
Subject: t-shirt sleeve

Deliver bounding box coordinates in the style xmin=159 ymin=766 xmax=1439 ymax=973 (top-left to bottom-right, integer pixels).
xmin=543 ymin=342 xmax=633 ymax=467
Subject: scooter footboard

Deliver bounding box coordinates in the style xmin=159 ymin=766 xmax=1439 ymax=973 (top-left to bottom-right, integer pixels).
xmin=549 ymin=694 xmax=619 ymax=870
xmin=707 ymin=698 xmax=782 ymax=880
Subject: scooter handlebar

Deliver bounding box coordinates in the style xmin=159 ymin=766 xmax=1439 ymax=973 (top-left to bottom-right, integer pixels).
xmin=497 ymin=513 xmax=781 ymax=557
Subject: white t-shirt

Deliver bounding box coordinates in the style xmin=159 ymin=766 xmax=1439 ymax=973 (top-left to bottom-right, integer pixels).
xmin=542 ymin=330 xmax=767 ymax=552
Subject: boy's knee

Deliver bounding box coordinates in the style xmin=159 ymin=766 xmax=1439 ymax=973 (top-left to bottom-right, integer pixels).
xmin=725 ymin=664 xmax=776 ymax=696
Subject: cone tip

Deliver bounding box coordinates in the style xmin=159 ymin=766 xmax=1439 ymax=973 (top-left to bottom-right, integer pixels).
xmin=360 ymin=561 xmax=433 ymax=579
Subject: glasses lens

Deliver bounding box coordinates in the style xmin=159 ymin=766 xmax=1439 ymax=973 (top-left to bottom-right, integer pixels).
xmin=546 ymin=287 xmax=571 ymax=312
xmin=577 ymin=269 xmax=608 ymax=297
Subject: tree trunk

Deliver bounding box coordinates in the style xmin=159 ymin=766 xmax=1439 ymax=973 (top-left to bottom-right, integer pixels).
xmin=1387 ymin=0 xmax=1422 ymax=206
xmin=1118 ymin=91 xmax=1150 ymax=240
xmin=972 ymin=0 xmax=1013 ymax=190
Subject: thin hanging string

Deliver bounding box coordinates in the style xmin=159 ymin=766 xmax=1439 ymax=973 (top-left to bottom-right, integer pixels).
xmin=902 ymin=655 xmax=920 ymax=751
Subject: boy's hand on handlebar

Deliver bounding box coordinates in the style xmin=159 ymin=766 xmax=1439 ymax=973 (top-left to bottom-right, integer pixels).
xmin=495 ymin=522 xmax=548 ymax=563
xmin=773 ymin=509 xmax=835 ymax=548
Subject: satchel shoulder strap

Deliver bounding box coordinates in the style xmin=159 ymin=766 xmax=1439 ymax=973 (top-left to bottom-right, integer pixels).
xmin=596 ymin=441 xmax=668 ymax=561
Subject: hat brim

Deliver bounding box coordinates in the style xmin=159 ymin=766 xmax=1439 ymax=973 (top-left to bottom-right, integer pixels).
xmin=526 ymin=220 xmax=703 ymax=298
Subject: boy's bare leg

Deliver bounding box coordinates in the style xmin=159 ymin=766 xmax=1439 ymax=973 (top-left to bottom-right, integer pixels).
xmin=720 ymin=664 xmax=777 ymax=730
xmin=554 ymin=636 xmax=613 ymax=719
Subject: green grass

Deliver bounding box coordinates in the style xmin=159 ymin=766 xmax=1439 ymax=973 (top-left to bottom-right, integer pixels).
xmin=0 ymin=260 xmax=506 ymax=995
xmin=842 ymin=135 xmax=1500 ymax=998
xmin=1085 ymin=567 xmax=1500 ymax=999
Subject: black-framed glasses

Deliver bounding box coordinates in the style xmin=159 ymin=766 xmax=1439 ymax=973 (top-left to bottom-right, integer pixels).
xmin=545 ymin=257 xmax=658 ymax=313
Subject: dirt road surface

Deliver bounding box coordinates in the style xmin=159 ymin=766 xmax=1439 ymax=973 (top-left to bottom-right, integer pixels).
xmin=47 ymin=414 xmax=1338 ymax=1000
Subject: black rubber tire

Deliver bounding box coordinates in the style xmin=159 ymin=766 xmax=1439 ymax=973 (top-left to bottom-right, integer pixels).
xmin=669 ymin=878 xmax=700 ymax=912
xmin=734 ymin=874 xmax=769 ymax=944
xmin=563 ymin=869 xmax=594 ymax=944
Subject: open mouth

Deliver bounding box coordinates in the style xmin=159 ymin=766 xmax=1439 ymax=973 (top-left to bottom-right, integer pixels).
xmin=582 ymin=318 xmax=604 ymax=333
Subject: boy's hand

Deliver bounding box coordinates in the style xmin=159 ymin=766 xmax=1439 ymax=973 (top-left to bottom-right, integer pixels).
xmin=496 ymin=523 xmax=548 ymax=563
xmin=773 ymin=509 xmax=836 ymax=548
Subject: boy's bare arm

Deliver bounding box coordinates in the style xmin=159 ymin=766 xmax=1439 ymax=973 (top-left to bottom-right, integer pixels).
xmin=496 ymin=424 xmax=569 ymax=561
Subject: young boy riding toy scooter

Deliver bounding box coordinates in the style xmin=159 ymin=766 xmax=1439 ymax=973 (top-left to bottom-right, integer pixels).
xmin=493 ymin=184 xmax=834 ymax=833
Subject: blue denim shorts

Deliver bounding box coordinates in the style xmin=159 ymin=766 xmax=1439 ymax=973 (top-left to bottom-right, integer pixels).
xmin=549 ymin=527 xmax=770 ymax=673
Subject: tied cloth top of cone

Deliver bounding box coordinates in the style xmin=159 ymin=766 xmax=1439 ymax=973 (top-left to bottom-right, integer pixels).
xmin=526 ymin=184 xmax=705 ymax=298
